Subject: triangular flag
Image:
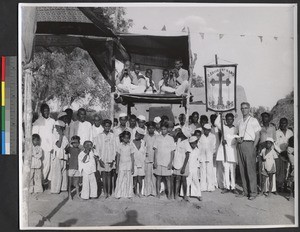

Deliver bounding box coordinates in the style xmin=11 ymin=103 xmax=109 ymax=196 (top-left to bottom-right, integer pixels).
xmin=161 ymin=25 xmax=166 ymax=31
xmin=199 ymin=32 xmax=205 ymax=39
xmin=219 ymin=34 xmax=224 ymax=39
xmin=142 ymin=26 xmax=148 ymax=30
xmin=258 ymin=36 xmax=263 ymax=43
xmin=240 ymin=34 xmax=245 ymax=37
xmin=274 ymin=36 xmax=278 ymax=40
xmin=182 ymin=27 xmax=186 ymax=32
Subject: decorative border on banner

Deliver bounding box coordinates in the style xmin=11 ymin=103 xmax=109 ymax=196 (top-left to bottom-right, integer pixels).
xmin=204 ymin=64 xmax=237 ymax=113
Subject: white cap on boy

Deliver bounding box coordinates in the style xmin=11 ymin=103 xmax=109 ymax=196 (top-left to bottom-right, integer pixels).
xmin=189 ymin=136 xmax=198 ymax=143
xmin=136 ymin=127 xmax=146 ymax=135
xmin=119 ymin=113 xmax=127 ymax=118
xmin=203 ymin=123 xmax=212 ymax=130
xmin=137 ymin=115 xmax=146 ymax=121
xmin=154 ymin=116 xmax=161 ymax=123
xmin=55 ymin=120 xmax=66 ymax=127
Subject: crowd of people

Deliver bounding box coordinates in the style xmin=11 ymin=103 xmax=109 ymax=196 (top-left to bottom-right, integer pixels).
xmin=116 ymin=58 xmax=189 ymax=96
xmin=28 ymin=102 xmax=294 ymax=202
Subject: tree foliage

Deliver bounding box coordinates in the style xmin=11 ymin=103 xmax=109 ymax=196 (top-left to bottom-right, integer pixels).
xmin=89 ymin=7 xmax=133 ymax=33
xmin=191 ymin=73 xmax=204 ymax=88
xmin=31 ymin=47 xmax=111 ymax=113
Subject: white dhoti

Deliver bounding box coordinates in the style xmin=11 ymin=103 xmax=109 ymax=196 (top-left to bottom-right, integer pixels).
xmin=117 ymin=83 xmax=146 ymax=94
xmin=223 ymin=162 xmax=236 ymax=190
xmin=81 ymin=172 xmax=97 ymax=199
xmin=42 ymin=150 xmax=51 ymax=180
xmin=200 ymin=162 xmax=215 ymax=191
xmin=187 ymin=170 xmax=202 ymax=197
xmin=160 ymin=80 xmax=189 ymax=96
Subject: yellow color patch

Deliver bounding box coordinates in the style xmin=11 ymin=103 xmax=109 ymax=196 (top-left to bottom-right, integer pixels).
xmin=1 ymin=82 xmax=5 ymax=106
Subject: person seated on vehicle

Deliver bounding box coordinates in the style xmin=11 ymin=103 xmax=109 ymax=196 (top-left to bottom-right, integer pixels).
xmin=144 ymin=69 xmax=157 ymax=94
xmin=117 ymin=62 xmax=147 ymax=94
xmin=158 ymin=59 xmax=189 ymax=96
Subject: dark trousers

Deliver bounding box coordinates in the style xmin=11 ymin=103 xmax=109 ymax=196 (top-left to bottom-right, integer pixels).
xmin=237 ymin=141 xmax=257 ymax=197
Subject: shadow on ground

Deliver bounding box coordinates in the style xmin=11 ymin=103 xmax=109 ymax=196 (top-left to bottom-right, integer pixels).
xmin=58 ymin=218 xmax=78 ymax=227
xmin=36 ymin=196 xmax=69 ymax=227
xmin=111 ymin=210 xmax=143 ymax=226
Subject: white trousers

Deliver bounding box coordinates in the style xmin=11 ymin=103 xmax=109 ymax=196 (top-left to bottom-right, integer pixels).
xmin=42 ymin=150 xmax=51 ymax=180
xmin=200 ymin=162 xmax=215 ymax=191
xmin=81 ymin=172 xmax=97 ymax=199
xmin=187 ymin=170 xmax=202 ymax=197
xmin=223 ymin=162 xmax=236 ymax=190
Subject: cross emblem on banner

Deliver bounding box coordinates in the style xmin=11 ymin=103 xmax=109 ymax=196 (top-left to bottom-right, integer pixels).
xmin=210 ymin=70 xmax=231 ymax=106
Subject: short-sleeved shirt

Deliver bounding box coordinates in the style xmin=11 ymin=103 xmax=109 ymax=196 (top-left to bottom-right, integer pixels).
xmin=68 ymin=147 xmax=81 ymax=170
xmin=117 ymin=142 xmax=135 ymax=171
xmin=153 ymin=134 xmax=176 ymax=167
xmin=237 ymin=116 xmax=261 ymax=141
xmin=144 ymin=134 xmax=157 ymax=163
xmin=31 ymin=145 xmax=43 ymax=169
xmin=173 ymin=139 xmax=191 ymax=169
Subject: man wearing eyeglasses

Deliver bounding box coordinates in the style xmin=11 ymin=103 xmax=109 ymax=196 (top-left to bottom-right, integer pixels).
xmin=236 ymin=102 xmax=261 ymax=200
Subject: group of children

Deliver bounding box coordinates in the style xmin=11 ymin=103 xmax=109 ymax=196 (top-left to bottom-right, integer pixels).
xmin=29 ymin=103 xmax=294 ymax=202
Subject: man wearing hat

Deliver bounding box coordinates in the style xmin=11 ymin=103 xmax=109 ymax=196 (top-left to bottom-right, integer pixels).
xmin=114 ymin=113 xmax=130 ymax=143
xmin=187 ymin=136 xmax=202 ymax=201
xmin=258 ymin=112 xmax=277 ymax=194
xmin=49 ymin=120 xmax=69 ymax=194
xmin=153 ymin=116 xmax=161 ymax=135
xmin=198 ymin=123 xmax=217 ymax=192
xmin=32 ymin=103 xmax=56 ymax=184
xmin=236 ymin=102 xmax=261 ymax=200
xmin=137 ymin=115 xmax=147 ymax=131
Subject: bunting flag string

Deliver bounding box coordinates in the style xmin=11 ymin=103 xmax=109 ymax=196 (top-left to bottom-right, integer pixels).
xmin=133 ymin=26 xmax=294 ymax=43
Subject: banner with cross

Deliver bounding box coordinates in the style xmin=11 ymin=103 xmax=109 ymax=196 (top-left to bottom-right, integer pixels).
xmin=204 ymin=64 xmax=237 ymax=112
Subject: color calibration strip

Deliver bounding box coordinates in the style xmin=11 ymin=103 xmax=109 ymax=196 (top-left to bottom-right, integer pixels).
xmin=1 ymin=56 xmax=17 ymax=155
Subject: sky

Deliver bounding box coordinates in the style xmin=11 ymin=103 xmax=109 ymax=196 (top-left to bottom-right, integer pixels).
xmin=123 ymin=4 xmax=296 ymax=109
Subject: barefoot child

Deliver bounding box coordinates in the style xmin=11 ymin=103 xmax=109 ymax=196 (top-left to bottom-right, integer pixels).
xmin=78 ymin=141 xmax=98 ymax=199
xmin=187 ymin=136 xmax=202 ymax=201
xmin=153 ymin=122 xmax=176 ymax=199
xmin=132 ymin=128 xmax=147 ymax=197
xmin=95 ymin=119 xmax=116 ymax=198
xmin=198 ymin=123 xmax=216 ymax=192
xmin=260 ymin=137 xmax=278 ymax=197
xmin=173 ymin=127 xmax=192 ymax=200
xmin=143 ymin=122 xmax=157 ymax=196
xmin=65 ymin=135 xmax=81 ymax=199
xmin=30 ymin=134 xmax=43 ymax=193
xmin=115 ymin=131 xmax=135 ymax=198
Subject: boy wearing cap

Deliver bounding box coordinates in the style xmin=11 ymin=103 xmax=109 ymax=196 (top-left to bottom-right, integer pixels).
xmin=144 ymin=122 xmax=157 ymax=196
xmin=132 ymin=128 xmax=147 ymax=197
xmin=65 ymin=135 xmax=81 ymax=200
xmin=153 ymin=116 xmax=161 ymax=135
xmin=259 ymin=137 xmax=278 ymax=197
xmin=32 ymin=103 xmax=55 ymax=184
xmin=70 ymin=108 xmax=93 ymax=146
xmin=198 ymin=123 xmax=217 ymax=192
xmin=153 ymin=122 xmax=176 ymax=199
xmin=187 ymin=136 xmax=202 ymax=201
xmin=94 ymin=119 xmax=116 ymax=198
xmin=49 ymin=120 xmax=69 ymax=194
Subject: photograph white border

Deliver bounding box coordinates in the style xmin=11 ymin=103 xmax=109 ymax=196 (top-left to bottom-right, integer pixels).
xmin=18 ymin=2 xmax=298 ymax=230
